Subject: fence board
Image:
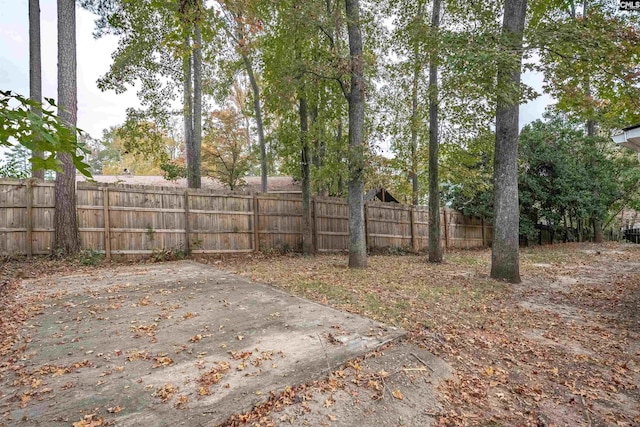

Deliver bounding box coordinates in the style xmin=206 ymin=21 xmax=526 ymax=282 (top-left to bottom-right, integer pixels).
xmin=315 ymin=198 xmax=349 ymax=252
xmin=0 ymin=179 xmax=492 ymax=256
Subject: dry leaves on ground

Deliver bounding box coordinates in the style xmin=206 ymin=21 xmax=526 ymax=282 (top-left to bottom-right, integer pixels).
xmin=217 ymin=243 xmax=640 ymax=426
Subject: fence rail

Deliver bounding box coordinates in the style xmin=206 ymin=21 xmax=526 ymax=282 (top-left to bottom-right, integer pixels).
xmin=0 ymin=179 xmax=492 ymax=257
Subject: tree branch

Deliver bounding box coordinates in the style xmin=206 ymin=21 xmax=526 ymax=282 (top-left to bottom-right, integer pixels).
xmin=317 ymin=24 xmax=335 ymax=49
xmin=303 ymin=69 xmax=349 ymax=100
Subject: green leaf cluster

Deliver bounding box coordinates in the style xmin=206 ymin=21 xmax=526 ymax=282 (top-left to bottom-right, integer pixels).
xmin=0 ymin=91 xmax=91 ymax=177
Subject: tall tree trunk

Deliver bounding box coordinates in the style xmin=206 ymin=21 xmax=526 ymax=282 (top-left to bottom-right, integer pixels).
xmin=310 ymin=106 xmax=328 ymax=196
xmin=409 ymin=36 xmax=421 ymax=205
xmin=54 ymin=0 xmax=80 ymax=255
xmin=242 ymin=55 xmax=267 ymax=193
xmin=409 ymin=1 xmax=425 ymax=206
xmin=183 ymin=34 xmax=196 ymax=188
xmin=29 ymin=0 xmax=44 ymax=180
xmin=345 ymin=0 xmax=366 ymax=269
xmin=337 ymin=121 xmax=344 ymax=197
xmin=428 ymin=0 xmax=443 ymax=263
xmin=587 ymin=119 xmax=603 ymax=243
xmin=593 ymin=217 xmax=604 ymax=242
xmin=300 ymin=97 xmax=314 ymax=255
xmin=490 ymin=0 xmax=527 ymax=283
xmin=581 ymin=0 xmax=603 ymax=243
xmin=192 ymin=22 xmax=202 ymax=189
xmin=578 ymin=217 xmax=583 ymax=242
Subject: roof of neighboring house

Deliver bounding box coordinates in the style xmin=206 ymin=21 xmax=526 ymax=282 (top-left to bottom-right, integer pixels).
xmin=613 ymin=125 xmax=640 ymax=152
xmin=365 ymin=187 xmax=399 ymax=203
xmin=76 ymin=175 xmax=301 ymax=193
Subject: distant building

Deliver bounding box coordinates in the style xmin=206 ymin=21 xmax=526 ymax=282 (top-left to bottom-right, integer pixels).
xmin=613 ymin=124 xmax=640 ymax=161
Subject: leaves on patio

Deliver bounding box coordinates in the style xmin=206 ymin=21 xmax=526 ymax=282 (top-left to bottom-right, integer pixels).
xmin=153 ymin=383 xmax=178 ymax=402
xmin=72 ymin=413 xmax=104 ymax=427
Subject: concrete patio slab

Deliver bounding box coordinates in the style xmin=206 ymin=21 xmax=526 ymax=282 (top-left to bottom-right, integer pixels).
xmin=0 ymin=261 xmax=405 ymax=426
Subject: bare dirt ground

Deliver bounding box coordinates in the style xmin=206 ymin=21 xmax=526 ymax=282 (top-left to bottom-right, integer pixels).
xmin=215 ymin=242 xmax=640 ymax=426
xmin=1 ymin=242 xmax=638 ymax=426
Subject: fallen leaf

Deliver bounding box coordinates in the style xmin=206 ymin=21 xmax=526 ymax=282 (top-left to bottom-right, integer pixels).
xmin=324 ymin=395 xmax=335 ymax=407
xmin=72 ymin=414 xmax=104 ymax=427
xmin=175 ymin=395 xmax=189 ymax=409
xmin=153 ymin=383 xmax=178 ymax=402
xmin=152 ymin=356 xmax=174 ymax=368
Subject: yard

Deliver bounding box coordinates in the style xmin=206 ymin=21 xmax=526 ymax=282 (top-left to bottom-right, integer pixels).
xmin=1 ymin=242 xmax=638 ymax=426
xmin=215 ymin=243 xmax=640 ymax=426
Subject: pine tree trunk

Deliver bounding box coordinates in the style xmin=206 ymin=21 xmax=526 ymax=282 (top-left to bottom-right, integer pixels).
xmin=54 ymin=0 xmax=80 ymax=255
xmin=192 ymin=22 xmax=202 ymax=189
xmin=183 ymin=34 xmax=196 ymax=188
xmin=300 ymin=97 xmax=314 ymax=255
xmin=428 ymin=0 xmax=443 ymax=263
xmin=29 ymin=0 xmax=44 ymax=180
xmin=409 ymin=40 xmax=421 ymax=205
xmin=491 ymin=0 xmax=527 ymax=284
xmin=337 ymin=122 xmax=344 ymax=196
xmin=409 ymin=1 xmax=426 ymax=206
xmin=345 ymin=0 xmax=366 ymax=269
xmin=242 ymin=55 xmax=267 ymax=193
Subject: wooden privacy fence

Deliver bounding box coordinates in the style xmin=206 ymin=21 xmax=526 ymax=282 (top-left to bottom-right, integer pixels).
xmin=0 ymin=179 xmax=493 ymax=257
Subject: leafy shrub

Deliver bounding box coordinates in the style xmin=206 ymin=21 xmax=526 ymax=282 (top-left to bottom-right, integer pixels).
xmin=79 ymin=249 xmax=104 ymax=266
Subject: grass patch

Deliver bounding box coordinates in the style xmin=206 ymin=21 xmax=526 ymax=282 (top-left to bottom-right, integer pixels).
xmin=295 ymin=281 xmax=354 ymax=305
xmin=444 ymin=250 xmax=487 ymax=267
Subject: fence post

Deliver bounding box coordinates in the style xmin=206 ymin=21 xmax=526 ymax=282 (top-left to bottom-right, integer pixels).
xmin=481 ymin=217 xmax=486 ymax=247
xmin=410 ymin=206 xmax=418 ymax=252
xmin=184 ymin=190 xmax=190 ymax=254
xmin=252 ymin=193 xmax=259 ymax=252
xmin=364 ymin=202 xmax=370 ymax=251
xmin=26 ymin=180 xmax=33 ymax=257
xmin=312 ymin=196 xmax=319 ymax=253
xmin=443 ymin=207 xmax=449 ymax=249
xmin=102 ymin=187 xmax=111 ymax=260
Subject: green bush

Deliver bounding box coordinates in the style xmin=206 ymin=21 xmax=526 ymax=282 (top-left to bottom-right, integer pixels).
xmin=79 ymin=249 xmax=104 ymax=266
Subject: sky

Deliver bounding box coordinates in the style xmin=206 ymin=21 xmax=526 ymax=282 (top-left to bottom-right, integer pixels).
xmin=0 ymin=0 xmax=553 ymax=153
xmin=1 ymin=0 xmax=141 ymax=140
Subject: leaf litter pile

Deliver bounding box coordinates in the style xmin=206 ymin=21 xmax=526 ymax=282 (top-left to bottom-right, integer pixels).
xmin=1 ymin=243 xmax=638 ymax=426
xmin=216 ymin=243 xmax=640 ymax=426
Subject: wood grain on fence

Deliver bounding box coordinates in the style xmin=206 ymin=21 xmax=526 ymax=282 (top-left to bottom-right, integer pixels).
xmin=0 ymin=179 xmax=492 ymax=256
